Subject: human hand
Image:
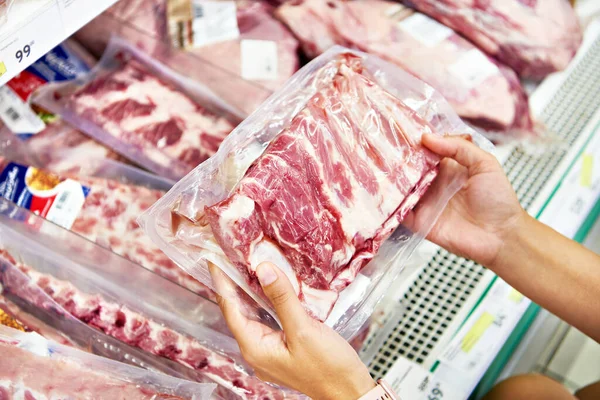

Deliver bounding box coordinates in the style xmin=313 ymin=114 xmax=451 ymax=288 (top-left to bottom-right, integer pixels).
xmin=209 ymin=262 xmax=376 ymax=400
xmin=418 ymin=134 xmax=527 ymax=269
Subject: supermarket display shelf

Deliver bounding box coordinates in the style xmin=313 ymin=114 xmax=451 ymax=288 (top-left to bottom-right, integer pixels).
xmin=361 ymin=19 xmax=600 ymax=400
xmin=0 ymin=0 xmax=118 ymax=86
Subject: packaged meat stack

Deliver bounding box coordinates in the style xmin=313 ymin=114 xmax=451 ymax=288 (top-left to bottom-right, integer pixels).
xmin=140 ymin=47 xmax=493 ymax=338
xmin=0 ymin=326 xmax=216 ymax=399
xmin=34 ymin=38 xmax=240 ymax=180
xmin=276 ymin=0 xmax=540 ymax=139
xmin=0 ymin=202 xmax=303 ymax=399
xmin=75 ymin=0 xmax=300 ymax=115
xmin=404 ymin=0 xmax=583 ymax=80
xmin=0 ymin=156 xmax=213 ymax=300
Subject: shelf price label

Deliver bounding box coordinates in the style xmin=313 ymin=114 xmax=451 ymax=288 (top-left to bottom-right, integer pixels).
xmin=438 ymin=281 xmax=530 ymax=373
xmin=0 ymin=2 xmax=63 ymax=86
xmin=539 ymin=124 xmax=600 ymax=239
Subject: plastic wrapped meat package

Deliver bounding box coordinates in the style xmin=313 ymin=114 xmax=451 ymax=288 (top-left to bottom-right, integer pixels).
xmin=403 ymin=0 xmax=583 ymax=80
xmin=0 ymin=142 xmax=216 ymax=300
xmin=33 ymin=37 xmax=242 ymax=181
xmin=0 ymin=326 xmax=216 ymax=399
xmin=74 ymin=0 xmax=300 ymax=115
xmin=140 ymin=47 xmax=494 ymax=339
xmin=0 ymin=200 xmax=304 ymax=400
xmin=275 ymin=0 xmax=541 ymax=140
xmin=0 ymin=119 xmax=131 ymax=175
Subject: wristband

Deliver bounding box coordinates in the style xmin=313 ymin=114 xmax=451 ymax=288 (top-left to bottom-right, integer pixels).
xmin=358 ymin=379 xmax=399 ymax=400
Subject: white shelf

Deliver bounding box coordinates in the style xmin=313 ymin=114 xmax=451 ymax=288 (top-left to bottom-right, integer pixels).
xmin=0 ymin=0 xmax=119 ymax=86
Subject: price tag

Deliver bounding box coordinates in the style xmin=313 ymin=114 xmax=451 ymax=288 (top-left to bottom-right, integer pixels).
xmin=240 ymin=39 xmax=278 ymax=81
xmin=448 ymin=49 xmax=500 ymax=88
xmin=439 ymin=281 xmax=530 ymax=373
xmin=384 ymin=357 xmax=460 ymax=400
xmin=539 ymin=126 xmax=600 ymax=238
xmin=0 ymin=3 xmax=63 ymax=86
xmin=398 ymin=13 xmax=454 ymax=47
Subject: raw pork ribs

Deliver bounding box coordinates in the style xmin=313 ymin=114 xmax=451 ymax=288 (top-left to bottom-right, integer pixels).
xmin=206 ymin=54 xmax=440 ymax=321
xmin=405 ymin=0 xmax=582 ymax=79
xmin=68 ymin=58 xmax=235 ymax=179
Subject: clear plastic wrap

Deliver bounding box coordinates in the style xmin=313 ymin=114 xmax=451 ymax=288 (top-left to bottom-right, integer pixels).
xmin=33 ymin=37 xmax=242 ymax=181
xmin=0 ymin=0 xmax=14 ymax=24
xmin=275 ymin=0 xmax=541 ymax=140
xmin=0 ymin=151 xmax=212 ymax=299
xmin=0 ymin=325 xmax=216 ymax=399
xmin=404 ymin=0 xmax=583 ymax=80
xmin=140 ymin=47 xmax=493 ymax=338
xmin=0 ymin=199 xmax=301 ymax=400
xmin=74 ymin=0 xmax=300 ymax=115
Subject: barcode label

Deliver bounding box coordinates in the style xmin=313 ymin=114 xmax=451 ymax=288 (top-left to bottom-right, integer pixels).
xmin=54 ymin=191 xmax=69 ymax=211
xmin=0 ymin=86 xmax=45 ymax=134
xmin=5 ymin=106 xmax=20 ymax=122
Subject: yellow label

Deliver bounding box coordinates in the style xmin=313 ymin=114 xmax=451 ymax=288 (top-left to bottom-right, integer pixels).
xmin=461 ymin=312 xmax=495 ymax=353
xmin=580 ymin=153 xmax=594 ymax=188
xmin=508 ymin=289 xmax=524 ymax=303
xmin=0 ymin=62 xmax=6 ymax=77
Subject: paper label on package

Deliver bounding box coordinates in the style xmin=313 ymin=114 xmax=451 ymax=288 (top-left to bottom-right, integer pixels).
xmin=192 ymin=1 xmax=240 ymax=46
xmin=398 ymin=13 xmax=454 ymax=47
xmin=241 ymin=40 xmax=278 ymax=81
xmin=0 ymin=86 xmax=45 ymax=135
xmin=448 ymin=49 xmax=500 ymax=88
xmin=0 ymin=162 xmax=90 ymax=230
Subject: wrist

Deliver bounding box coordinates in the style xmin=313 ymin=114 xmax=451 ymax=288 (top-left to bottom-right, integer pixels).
xmin=317 ymin=376 xmax=376 ymax=400
xmin=490 ymin=209 xmax=533 ymax=273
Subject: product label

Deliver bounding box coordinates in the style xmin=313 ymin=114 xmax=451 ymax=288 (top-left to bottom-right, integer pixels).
xmin=0 ymin=162 xmax=90 ymax=230
xmin=438 ymin=280 xmax=529 ymax=372
xmin=168 ymin=0 xmax=240 ymax=49
xmin=0 ymin=86 xmax=45 ymax=135
xmin=448 ymin=49 xmax=500 ymax=88
xmin=384 ymin=357 xmax=460 ymax=400
xmin=398 ymin=13 xmax=454 ymax=47
xmin=240 ymin=40 xmax=278 ymax=81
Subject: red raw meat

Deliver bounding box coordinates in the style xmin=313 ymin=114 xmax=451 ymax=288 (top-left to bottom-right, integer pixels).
xmin=276 ymin=0 xmax=537 ymax=136
xmin=67 ymin=58 xmax=235 ymax=179
xmin=404 ymin=0 xmax=582 ymax=79
xmin=2 ymin=252 xmax=296 ymax=400
xmin=0 ymin=340 xmax=187 ymax=400
xmin=204 ymin=54 xmax=440 ymax=321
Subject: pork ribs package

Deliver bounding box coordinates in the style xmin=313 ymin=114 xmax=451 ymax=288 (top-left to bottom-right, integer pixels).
xmin=404 ymin=0 xmax=582 ymax=80
xmin=0 ymin=200 xmax=302 ymax=400
xmin=33 ymin=37 xmax=241 ymax=181
xmin=0 ymin=326 xmax=216 ymax=399
xmin=276 ymin=0 xmax=540 ymax=139
xmin=140 ymin=47 xmax=493 ymax=338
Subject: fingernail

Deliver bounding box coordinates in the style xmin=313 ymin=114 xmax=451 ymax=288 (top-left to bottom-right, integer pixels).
xmin=257 ymin=263 xmax=278 ymax=286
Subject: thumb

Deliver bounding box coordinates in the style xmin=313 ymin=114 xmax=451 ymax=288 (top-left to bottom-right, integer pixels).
xmin=422 ymin=134 xmax=497 ymax=174
xmin=256 ymin=262 xmax=309 ymax=333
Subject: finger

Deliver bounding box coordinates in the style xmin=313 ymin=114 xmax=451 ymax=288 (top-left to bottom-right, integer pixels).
xmin=255 ymin=262 xmax=309 ymax=334
xmin=208 ymin=263 xmax=258 ymax=348
xmin=422 ymin=134 xmax=496 ymax=173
